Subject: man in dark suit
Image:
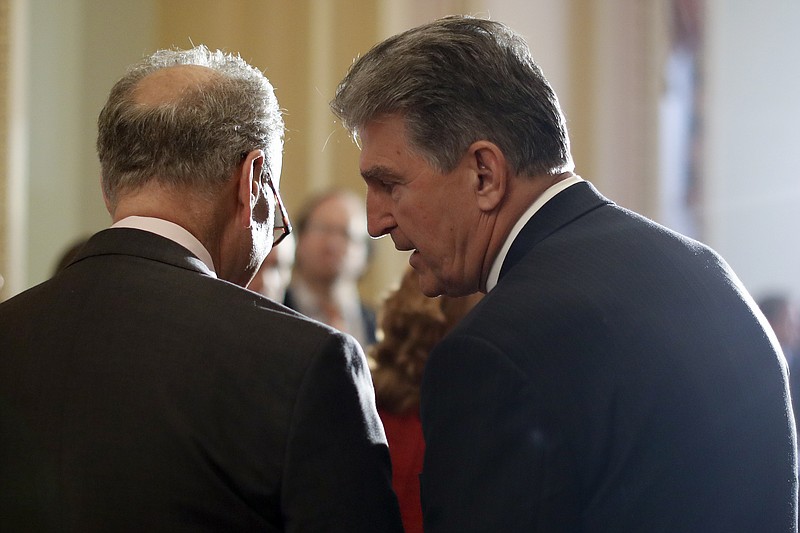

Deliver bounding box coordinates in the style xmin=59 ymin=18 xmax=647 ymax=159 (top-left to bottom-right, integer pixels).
xmin=331 ymin=15 xmax=798 ymax=532
xmin=0 ymin=45 xmax=402 ymax=531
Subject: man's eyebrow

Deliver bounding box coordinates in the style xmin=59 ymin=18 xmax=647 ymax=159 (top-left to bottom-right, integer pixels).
xmin=361 ymin=165 xmax=400 ymax=182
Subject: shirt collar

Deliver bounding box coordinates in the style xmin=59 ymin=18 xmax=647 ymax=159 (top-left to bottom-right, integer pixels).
xmin=111 ymin=216 xmax=217 ymax=277
xmin=485 ymin=175 xmax=584 ymax=292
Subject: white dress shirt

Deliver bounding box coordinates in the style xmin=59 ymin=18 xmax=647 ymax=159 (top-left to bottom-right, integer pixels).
xmin=485 ymin=175 xmax=584 ymax=292
xmin=111 ymin=216 xmax=217 ymax=277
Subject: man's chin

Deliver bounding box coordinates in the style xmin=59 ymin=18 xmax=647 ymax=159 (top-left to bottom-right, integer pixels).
xmin=408 ymin=254 xmax=448 ymax=296
xmin=414 ymin=271 xmax=445 ymax=298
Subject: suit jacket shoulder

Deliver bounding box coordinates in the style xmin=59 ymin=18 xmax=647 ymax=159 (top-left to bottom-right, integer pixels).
xmin=421 ymin=182 xmax=796 ymax=531
xmin=0 ymin=228 xmax=402 ymax=532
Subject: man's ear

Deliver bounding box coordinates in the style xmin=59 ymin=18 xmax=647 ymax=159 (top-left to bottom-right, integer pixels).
xmin=237 ymin=149 xmax=265 ymax=229
xmin=468 ymin=141 xmax=508 ymax=212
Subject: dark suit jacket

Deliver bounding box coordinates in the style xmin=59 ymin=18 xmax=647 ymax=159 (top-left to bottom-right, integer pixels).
xmin=0 ymin=228 xmax=402 ymax=532
xmin=420 ymin=182 xmax=798 ymax=532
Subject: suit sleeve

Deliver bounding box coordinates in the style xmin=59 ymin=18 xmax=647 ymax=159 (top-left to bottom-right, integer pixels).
xmin=420 ymin=334 xmax=580 ymax=532
xmin=281 ymin=331 xmax=403 ymax=532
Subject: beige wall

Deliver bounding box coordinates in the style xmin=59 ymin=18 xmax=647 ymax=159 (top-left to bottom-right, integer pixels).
xmin=0 ymin=0 xmax=26 ymax=301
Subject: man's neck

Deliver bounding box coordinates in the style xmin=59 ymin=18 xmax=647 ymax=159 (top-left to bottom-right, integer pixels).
xmin=479 ymin=172 xmax=575 ymax=291
xmin=110 ymin=184 xmax=228 ymax=276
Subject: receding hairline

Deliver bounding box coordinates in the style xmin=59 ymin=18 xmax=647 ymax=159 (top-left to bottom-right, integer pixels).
xmin=131 ymin=64 xmax=221 ymax=106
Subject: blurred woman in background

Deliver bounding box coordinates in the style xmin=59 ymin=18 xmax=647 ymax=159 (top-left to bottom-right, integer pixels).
xmin=369 ymin=267 xmax=482 ymax=533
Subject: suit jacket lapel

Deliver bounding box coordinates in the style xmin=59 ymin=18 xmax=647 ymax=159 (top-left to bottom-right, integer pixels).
xmin=70 ymin=228 xmax=215 ymax=277
xmin=499 ymin=181 xmax=612 ymax=281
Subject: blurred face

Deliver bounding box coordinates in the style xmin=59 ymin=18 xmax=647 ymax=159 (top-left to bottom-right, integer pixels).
xmin=358 ymin=115 xmax=482 ymax=297
xmin=773 ymin=304 xmax=799 ymax=350
xmin=295 ymin=194 xmax=369 ymax=285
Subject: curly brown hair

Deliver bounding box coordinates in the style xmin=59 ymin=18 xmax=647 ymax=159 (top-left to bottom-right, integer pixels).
xmin=369 ymin=267 xmax=482 ymax=415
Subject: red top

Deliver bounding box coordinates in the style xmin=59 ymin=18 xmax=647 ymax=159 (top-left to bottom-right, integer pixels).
xmin=379 ymin=409 xmax=425 ymax=533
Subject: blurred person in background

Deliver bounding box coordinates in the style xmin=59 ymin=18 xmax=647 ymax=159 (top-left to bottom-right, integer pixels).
xmin=370 ymin=266 xmax=482 ymax=533
xmin=248 ymin=232 xmax=295 ymax=302
xmin=758 ymin=293 xmax=800 ymax=420
xmin=284 ymin=188 xmax=377 ymax=348
xmin=758 ymin=293 xmax=799 ymax=362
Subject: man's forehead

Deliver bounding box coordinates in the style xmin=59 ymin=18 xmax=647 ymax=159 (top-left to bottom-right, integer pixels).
xmin=133 ymin=64 xmax=219 ymax=106
xmin=358 ymin=116 xmax=411 ymax=176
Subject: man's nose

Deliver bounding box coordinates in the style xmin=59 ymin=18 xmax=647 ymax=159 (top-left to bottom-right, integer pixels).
xmin=366 ymin=189 xmax=395 ymax=238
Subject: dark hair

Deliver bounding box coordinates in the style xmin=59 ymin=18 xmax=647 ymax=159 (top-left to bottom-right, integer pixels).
xmin=331 ymin=15 xmax=573 ymax=177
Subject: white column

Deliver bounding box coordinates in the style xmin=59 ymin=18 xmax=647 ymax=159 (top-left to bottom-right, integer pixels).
xmin=3 ymin=0 xmax=29 ymax=299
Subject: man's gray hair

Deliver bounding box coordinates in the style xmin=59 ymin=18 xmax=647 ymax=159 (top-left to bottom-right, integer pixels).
xmin=331 ymin=15 xmax=573 ymax=177
xmin=97 ymin=45 xmax=284 ymax=208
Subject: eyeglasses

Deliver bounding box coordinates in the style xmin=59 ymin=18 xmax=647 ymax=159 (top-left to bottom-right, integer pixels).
xmin=264 ymin=172 xmax=292 ymax=248
xmin=240 ymin=151 xmax=292 ymax=248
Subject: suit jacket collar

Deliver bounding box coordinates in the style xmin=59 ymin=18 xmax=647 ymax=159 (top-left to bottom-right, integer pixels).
xmin=70 ymin=227 xmax=215 ymax=277
xmin=499 ymin=181 xmax=612 ymax=281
